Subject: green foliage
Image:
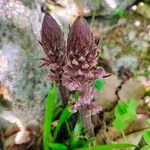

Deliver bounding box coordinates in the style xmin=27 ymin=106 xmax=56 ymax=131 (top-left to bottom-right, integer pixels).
xmin=143 ymin=130 xmax=150 ymax=145
xmin=53 ymin=106 xmax=72 ymax=141
xmin=43 ymin=86 xmax=137 ymax=150
xmin=141 ymin=145 xmax=150 ymax=150
xmin=141 ymin=119 xmax=150 ymax=149
xmin=112 ymin=100 xmax=136 ymax=131
xmin=93 ymin=79 xmax=105 ymax=91
xmin=112 ymin=8 xmax=124 ymax=17
xmin=71 ymin=91 xmax=80 ymax=100
xmin=43 ymin=84 xmax=57 ymax=150
xmin=75 ymin=143 xmax=137 ymax=150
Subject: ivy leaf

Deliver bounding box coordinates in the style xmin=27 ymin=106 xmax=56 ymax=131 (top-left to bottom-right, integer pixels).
xmin=143 ymin=130 xmax=150 ymax=145
xmin=93 ymin=79 xmax=105 ymax=91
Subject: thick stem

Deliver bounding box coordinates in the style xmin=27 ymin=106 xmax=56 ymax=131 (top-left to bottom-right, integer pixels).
xmin=59 ymin=83 xmax=70 ymax=106
xmin=79 ymin=109 xmax=95 ymax=137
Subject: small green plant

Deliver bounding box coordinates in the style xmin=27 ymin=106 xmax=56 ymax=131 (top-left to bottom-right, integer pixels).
xmin=112 ymin=99 xmax=137 ymax=142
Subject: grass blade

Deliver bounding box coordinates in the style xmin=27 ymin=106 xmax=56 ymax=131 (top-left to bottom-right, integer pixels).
xmin=75 ymin=143 xmax=137 ymax=150
xmin=53 ymin=106 xmax=72 ymax=141
xmin=49 ymin=143 xmax=68 ymax=150
xmin=43 ymin=85 xmax=57 ymax=150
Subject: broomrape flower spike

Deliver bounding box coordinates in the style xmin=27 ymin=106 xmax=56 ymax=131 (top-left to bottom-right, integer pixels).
xmin=40 ymin=13 xmax=106 ymax=128
xmin=41 ymin=13 xmax=66 ymax=83
xmin=62 ymin=16 xmax=105 ymax=114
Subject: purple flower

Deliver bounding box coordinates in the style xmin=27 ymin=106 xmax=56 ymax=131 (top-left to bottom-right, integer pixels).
xmin=41 ymin=13 xmax=106 ymax=114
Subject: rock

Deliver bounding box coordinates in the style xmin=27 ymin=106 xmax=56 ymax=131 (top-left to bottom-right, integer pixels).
xmin=0 ymin=19 xmax=49 ymax=129
xmin=113 ymin=55 xmax=138 ymax=73
xmin=0 ymin=0 xmax=43 ymax=38
xmin=95 ymin=75 xmax=121 ymax=111
xmin=118 ymin=78 xmax=146 ymax=102
xmin=128 ymin=31 xmax=137 ymax=41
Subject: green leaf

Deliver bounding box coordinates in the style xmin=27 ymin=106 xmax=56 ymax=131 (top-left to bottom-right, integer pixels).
xmin=93 ymin=79 xmax=105 ymax=91
xmin=43 ymin=84 xmax=57 ymax=150
xmin=114 ymin=100 xmax=128 ymax=117
xmin=143 ymin=130 xmax=150 ymax=145
xmin=75 ymin=143 xmax=137 ymax=150
xmin=71 ymin=91 xmax=80 ymax=100
xmin=52 ymin=106 xmax=63 ymax=120
xmin=112 ymin=118 xmax=126 ymax=131
xmin=79 ymin=137 xmax=96 ymax=147
xmin=112 ymin=8 xmax=124 ymax=17
xmin=146 ymin=119 xmax=150 ymax=126
xmin=53 ymin=106 xmax=72 ymax=141
xmin=49 ymin=143 xmax=68 ymax=150
xmin=125 ymin=100 xmax=136 ymax=122
xmin=113 ymin=99 xmax=136 ymax=131
xmin=70 ymin=117 xmax=82 ymax=148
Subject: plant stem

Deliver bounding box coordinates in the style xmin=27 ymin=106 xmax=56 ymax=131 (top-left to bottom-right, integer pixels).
xmin=79 ymin=109 xmax=95 ymax=137
xmin=121 ymin=130 xmax=126 ymax=143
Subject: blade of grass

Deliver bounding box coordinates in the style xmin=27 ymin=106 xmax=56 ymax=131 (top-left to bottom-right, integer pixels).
xmin=65 ymin=121 xmax=71 ymax=136
xmin=75 ymin=143 xmax=137 ymax=150
xmin=70 ymin=117 xmax=82 ymax=148
xmin=49 ymin=143 xmax=68 ymax=150
xmin=43 ymin=84 xmax=57 ymax=150
xmin=53 ymin=106 xmax=72 ymax=141
xmin=52 ymin=106 xmax=63 ymax=120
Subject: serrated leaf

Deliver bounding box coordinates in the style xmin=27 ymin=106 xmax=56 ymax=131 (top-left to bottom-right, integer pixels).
xmin=93 ymin=79 xmax=105 ymax=91
xmin=143 ymin=130 xmax=150 ymax=145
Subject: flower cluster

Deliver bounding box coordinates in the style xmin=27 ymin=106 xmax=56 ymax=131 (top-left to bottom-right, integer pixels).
xmin=41 ymin=13 xmax=105 ymax=115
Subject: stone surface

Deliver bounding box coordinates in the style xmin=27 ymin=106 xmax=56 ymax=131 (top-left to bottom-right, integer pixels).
xmin=118 ymin=78 xmax=146 ymax=102
xmin=95 ymin=75 xmax=121 ymax=111
xmin=0 ymin=0 xmax=50 ymax=129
